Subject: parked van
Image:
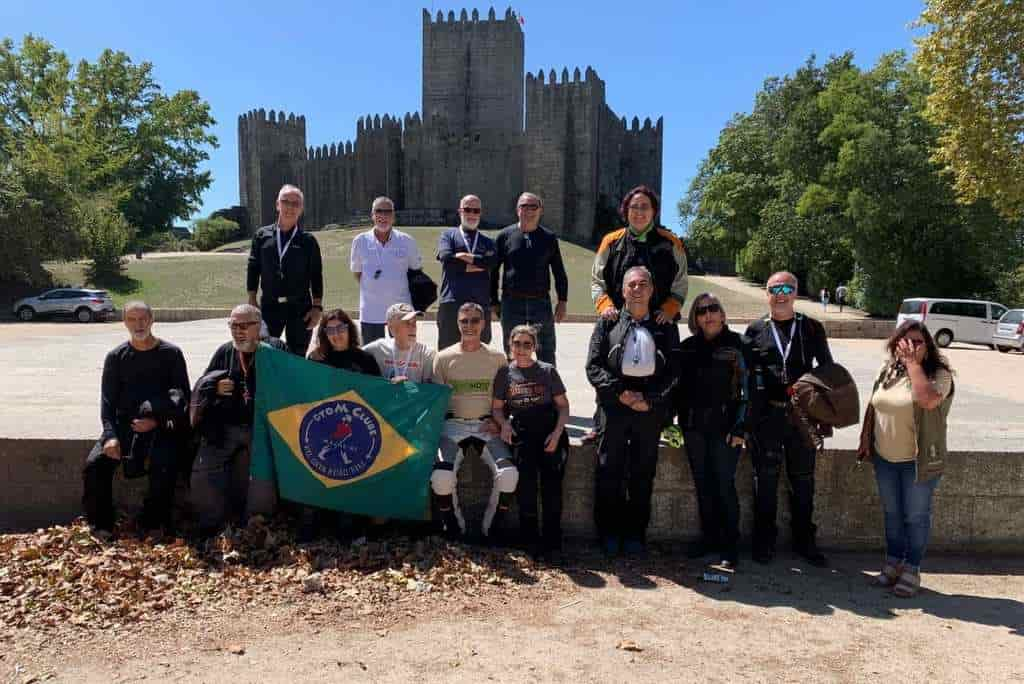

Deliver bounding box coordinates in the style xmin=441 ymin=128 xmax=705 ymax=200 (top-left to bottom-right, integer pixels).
xmin=896 ymin=298 xmax=1008 ymax=348
xmin=993 ymin=309 xmax=1024 ymax=353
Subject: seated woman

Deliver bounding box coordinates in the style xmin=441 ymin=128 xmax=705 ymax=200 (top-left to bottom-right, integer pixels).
xmin=307 ymin=308 xmax=382 ymax=376
xmin=491 ymin=324 xmax=569 ymax=559
xmin=858 ymin=320 xmax=954 ymax=598
xmin=302 ymin=308 xmax=380 ymax=541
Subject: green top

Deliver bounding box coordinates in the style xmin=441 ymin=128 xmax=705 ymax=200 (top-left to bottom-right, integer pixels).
xmin=628 ymin=221 xmax=654 ymax=242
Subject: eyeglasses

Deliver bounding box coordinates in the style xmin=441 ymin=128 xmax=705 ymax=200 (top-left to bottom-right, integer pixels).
xmin=511 ymin=340 xmax=535 ymax=349
xmin=768 ymin=284 xmax=796 ymax=296
xmin=628 ymin=204 xmax=653 ymax=212
xmin=518 ymin=203 xmax=540 ymax=210
xmin=324 ymin=324 xmax=348 ymax=335
xmin=229 ymin=321 xmax=259 ymax=331
xmin=279 ymin=198 xmax=302 ymax=208
xmin=695 ymin=303 xmax=722 ymax=316
xmin=458 ymin=317 xmax=483 ymax=325
xmin=460 ymin=207 xmax=482 ymax=215
xmin=373 ymin=208 xmax=394 ymax=215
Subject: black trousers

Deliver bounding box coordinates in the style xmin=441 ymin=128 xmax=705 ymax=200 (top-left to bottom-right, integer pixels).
xmin=683 ymin=429 xmax=741 ymax=553
xmin=594 ymin=408 xmax=663 ymax=542
xmin=262 ymin=300 xmax=313 ymax=356
xmin=82 ymin=438 xmax=178 ymax=532
xmin=515 ymin=441 xmax=566 ymax=547
xmin=436 ymin=301 xmax=492 ymax=351
xmin=750 ymin=408 xmax=817 ymax=550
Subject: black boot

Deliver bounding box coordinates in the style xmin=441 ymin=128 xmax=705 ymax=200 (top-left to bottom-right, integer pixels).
xmin=794 ymin=538 xmax=827 ymax=567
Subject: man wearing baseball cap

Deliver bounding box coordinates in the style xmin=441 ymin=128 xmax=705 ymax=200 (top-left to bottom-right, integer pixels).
xmin=362 ymin=302 xmax=435 ymax=384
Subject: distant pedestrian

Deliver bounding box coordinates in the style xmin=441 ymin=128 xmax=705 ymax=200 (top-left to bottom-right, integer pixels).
xmin=491 ymin=192 xmax=569 ymax=366
xmin=246 ymin=184 xmax=323 ymax=355
xmin=436 ymin=194 xmax=497 ymax=351
xmin=835 ymin=284 xmax=849 ymax=313
xmin=858 ymin=320 xmax=954 ymax=598
xmin=820 ymin=288 xmax=829 ymax=312
xmin=350 ymin=196 xmax=423 ymax=344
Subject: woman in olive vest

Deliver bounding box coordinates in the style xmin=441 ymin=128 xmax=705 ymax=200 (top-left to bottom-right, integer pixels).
xmin=858 ymin=320 xmax=954 ymax=597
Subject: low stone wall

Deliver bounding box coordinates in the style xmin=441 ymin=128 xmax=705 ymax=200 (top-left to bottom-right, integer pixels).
xmin=3 ymin=438 xmax=1021 ymax=553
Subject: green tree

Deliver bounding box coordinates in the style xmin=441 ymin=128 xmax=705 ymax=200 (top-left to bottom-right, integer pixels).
xmin=192 ymin=216 xmax=240 ymax=251
xmin=915 ymin=0 xmax=1024 ymax=219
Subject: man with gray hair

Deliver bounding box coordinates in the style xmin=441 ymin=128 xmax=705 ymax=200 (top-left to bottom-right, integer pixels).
xmin=190 ymin=304 xmax=286 ymax=536
xmin=246 ymin=184 xmax=324 ymax=355
xmin=83 ymin=301 xmax=190 ymax=535
xmin=490 ymin=192 xmax=569 ymax=366
xmin=350 ymin=196 xmax=423 ymax=343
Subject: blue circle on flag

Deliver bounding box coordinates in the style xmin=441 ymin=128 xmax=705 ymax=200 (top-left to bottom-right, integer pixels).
xmin=299 ymin=399 xmax=382 ymax=481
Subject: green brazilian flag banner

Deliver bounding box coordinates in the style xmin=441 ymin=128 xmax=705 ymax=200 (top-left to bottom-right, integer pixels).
xmin=250 ymin=345 xmax=450 ymax=520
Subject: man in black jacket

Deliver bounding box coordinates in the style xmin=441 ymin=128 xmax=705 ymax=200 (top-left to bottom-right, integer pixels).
xmin=586 ymin=266 xmax=679 ymax=557
xmin=83 ymin=301 xmax=190 ymax=535
xmin=190 ymin=304 xmax=286 ymax=535
xmin=745 ymin=271 xmax=833 ymax=567
xmin=246 ymin=184 xmax=323 ymax=355
xmin=490 ymin=192 xmax=569 ymax=366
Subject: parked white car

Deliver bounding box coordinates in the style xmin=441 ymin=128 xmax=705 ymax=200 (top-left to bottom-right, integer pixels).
xmin=896 ymin=298 xmax=1008 ymax=348
xmin=12 ymin=288 xmax=115 ymax=323
xmin=993 ymin=309 xmax=1024 ymax=353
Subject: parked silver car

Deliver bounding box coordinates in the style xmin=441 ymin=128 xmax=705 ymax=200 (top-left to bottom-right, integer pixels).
xmin=12 ymin=288 xmax=115 ymax=323
xmin=993 ymin=309 xmax=1024 ymax=353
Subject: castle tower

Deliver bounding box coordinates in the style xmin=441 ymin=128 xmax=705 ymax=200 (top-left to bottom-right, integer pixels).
xmin=238 ymin=110 xmax=307 ymax=230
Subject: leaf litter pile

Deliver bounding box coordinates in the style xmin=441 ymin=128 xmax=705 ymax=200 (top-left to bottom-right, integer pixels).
xmin=0 ymin=517 xmax=567 ymax=637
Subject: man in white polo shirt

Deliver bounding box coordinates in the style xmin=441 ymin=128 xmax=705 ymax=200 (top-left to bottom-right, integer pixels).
xmin=350 ymin=196 xmax=423 ymax=343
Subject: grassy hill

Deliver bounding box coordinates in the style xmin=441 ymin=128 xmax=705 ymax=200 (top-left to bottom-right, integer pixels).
xmin=46 ymin=226 xmax=765 ymax=317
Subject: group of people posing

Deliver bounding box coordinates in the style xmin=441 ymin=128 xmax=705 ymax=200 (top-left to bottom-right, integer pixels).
xmin=84 ymin=183 xmax=954 ymax=597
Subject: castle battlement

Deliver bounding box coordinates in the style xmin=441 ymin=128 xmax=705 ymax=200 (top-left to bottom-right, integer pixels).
xmin=239 ymin=8 xmax=661 ymax=244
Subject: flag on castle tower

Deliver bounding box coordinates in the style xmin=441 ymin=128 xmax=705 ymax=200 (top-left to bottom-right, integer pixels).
xmin=519 ymin=15 xmax=525 ymax=25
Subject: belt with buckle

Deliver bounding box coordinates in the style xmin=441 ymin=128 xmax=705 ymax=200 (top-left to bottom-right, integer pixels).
xmin=277 ymin=296 xmax=289 ymax=303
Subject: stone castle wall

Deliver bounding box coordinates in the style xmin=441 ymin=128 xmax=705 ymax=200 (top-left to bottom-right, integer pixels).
xmin=238 ymin=7 xmax=662 ymax=243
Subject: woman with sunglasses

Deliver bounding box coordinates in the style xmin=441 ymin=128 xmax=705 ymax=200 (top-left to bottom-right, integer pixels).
xmin=302 ymin=308 xmax=380 ymax=541
xmin=675 ymin=293 xmax=752 ymax=569
xmin=858 ymin=320 xmax=954 ymax=597
xmin=491 ymin=324 xmax=570 ymax=560
xmin=307 ymin=308 xmax=381 ymax=377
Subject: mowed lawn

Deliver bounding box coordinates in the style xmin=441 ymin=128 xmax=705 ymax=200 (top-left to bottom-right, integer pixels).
xmin=47 ymin=227 xmax=764 ymax=317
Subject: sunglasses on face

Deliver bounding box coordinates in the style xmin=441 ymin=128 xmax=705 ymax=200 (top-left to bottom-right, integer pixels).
xmin=511 ymin=340 xmax=535 ymax=349
xmin=518 ymin=203 xmax=540 ymax=210
xmin=460 ymin=207 xmax=481 ymax=215
xmin=695 ymin=303 xmax=722 ymax=316
xmin=373 ymin=208 xmax=394 ymax=215
xmin=768 ymin=284 xmax=796 ymax=296
xmin=628 ymin=204 xmax=653 ymax=212
xmin=904 ymin=338 xmax=925 ymax=348
xmin=458 ymin=317 xmax=483 ymax=325
xmin=228 ymin=321 xmax=259 ymax=331
xmin=279 ymin=199 xmax=301 ymax=208
xmin=324 ymin=324 xmax=347 ymax=335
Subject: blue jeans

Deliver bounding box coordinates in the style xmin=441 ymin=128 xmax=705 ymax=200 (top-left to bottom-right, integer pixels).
xmin=500 ymin=296 xmax=556 ymax=366
xmin=873 ymin=456 xmax=941 ymax=569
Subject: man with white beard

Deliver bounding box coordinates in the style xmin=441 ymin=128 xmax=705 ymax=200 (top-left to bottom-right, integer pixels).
xmin=190 ymin=304 xmax=286 ymax=535
xmin=435 ymin=194 xmax=498 ymax=350
xmin=83 ymin=301 xmax=190 ymax=536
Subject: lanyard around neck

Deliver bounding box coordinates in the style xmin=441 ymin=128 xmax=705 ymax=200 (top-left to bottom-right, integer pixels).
xmin=769 ymin=318 xmax=797 ymax=379
xmin=459 ymin=227 xmax=479 ymax=255
xmin=392 ymin=341 xmax=414 ymax=379
xmin=276 ymin=225 xmax=298 ymax=265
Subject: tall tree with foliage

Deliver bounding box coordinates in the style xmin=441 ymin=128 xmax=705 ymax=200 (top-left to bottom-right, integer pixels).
xmin=915 ymin=0 xmax=1024 ymax=220
xmin=0 ymin=35 xmax=217 ymax=281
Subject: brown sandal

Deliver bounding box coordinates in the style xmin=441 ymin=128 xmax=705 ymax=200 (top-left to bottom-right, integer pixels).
xmin=893 ymin=569 xmax=921 ymax=597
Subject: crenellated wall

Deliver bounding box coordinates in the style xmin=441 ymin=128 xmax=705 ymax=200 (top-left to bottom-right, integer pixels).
xmin=238 ymin=8 xmax=661 ymax=240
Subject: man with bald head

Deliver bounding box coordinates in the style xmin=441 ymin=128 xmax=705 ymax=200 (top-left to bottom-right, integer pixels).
xmin=436 ymin=194 xmax=497 ymax=350
xmin=490 ymin=192 xmax=569 ymax=366
xmin=745 ymin=271 xmax=833 ymax=567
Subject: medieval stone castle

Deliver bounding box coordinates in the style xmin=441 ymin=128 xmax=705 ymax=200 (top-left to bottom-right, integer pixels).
xmin=237 ymin=7 xmax=663 ymax=245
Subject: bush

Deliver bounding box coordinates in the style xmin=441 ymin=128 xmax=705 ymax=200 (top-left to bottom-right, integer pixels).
xmin=79 ymin=201 xmax=135 ymax=283
xmin=192 ymin=217 xmax=240 ymax=251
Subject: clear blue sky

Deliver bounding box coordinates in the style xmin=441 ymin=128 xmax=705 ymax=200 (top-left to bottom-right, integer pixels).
xmin=2 ymin=0 xmax=927 ymax=232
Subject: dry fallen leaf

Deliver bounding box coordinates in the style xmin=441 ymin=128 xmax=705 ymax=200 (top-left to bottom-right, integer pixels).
xmin=616 ymin=639 xmax=644 ymax=652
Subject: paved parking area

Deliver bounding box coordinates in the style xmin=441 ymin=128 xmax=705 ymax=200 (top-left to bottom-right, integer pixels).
xmin=2 ymin=319 xmax=1021 ymax=450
